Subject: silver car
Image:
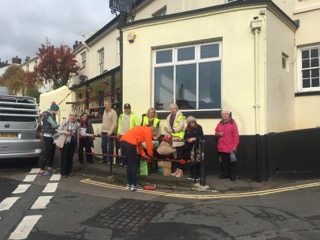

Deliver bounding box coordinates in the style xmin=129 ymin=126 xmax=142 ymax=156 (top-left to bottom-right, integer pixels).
xmin=0 ymin=91 xmax=42 ymax=161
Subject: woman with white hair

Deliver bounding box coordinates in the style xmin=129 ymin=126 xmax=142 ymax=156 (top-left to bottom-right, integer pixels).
xmin=184 ymin=116 xmax=204 ymax=181
xmin=164 ymin=103 xmax=186 ymax=178
xmin=57 ymin=112 xmax=94 ymax=178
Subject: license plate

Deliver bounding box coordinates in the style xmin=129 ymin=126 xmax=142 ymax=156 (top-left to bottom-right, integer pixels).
xmin=0 ymin=133 xmax=18 ymax=138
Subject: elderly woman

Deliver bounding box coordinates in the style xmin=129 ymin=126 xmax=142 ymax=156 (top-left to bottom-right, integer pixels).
xmin=56 ymin=112 xmax=94 ymax=178
xmin=184 ymin=116 xmax=204 ymax=181
xmin=164 ymin=103 xmax=186 ymax=178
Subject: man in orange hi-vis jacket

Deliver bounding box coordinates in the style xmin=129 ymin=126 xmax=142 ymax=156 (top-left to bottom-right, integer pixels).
xmin=120 ymin=126 xmax=160 ymax=191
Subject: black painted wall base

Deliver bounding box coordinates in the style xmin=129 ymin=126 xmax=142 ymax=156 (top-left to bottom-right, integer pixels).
xmin=203 ymin=128 xmax=320 ymax=182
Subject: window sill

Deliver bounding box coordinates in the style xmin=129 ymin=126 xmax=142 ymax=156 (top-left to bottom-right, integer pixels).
xmin=158 ymin=110 xmax=221 ymax=119
xmin=295 ymin=91 xmax=320 ymax=97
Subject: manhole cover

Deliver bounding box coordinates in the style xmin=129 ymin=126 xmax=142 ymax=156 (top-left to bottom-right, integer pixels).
xmin=84 ymin=198 xmax=166 ymax=232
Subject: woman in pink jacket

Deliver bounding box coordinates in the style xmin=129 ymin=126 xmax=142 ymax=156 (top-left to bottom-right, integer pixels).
xmin=215 ymin=110 xmax=239 ymax=181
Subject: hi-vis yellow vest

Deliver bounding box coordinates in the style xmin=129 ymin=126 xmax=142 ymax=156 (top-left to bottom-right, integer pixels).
xmin=172 ymin=114 xmax=185 ymax=139
xmin=142 ymin=116 xmax=160 ymax=127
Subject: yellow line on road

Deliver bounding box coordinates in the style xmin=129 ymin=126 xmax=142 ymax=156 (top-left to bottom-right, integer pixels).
xmin=80 ymin=178 xmax=320 ymax=199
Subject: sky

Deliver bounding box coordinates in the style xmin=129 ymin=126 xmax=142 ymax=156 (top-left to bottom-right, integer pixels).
xmin=0 ymin=0 xmax=115 ymax=64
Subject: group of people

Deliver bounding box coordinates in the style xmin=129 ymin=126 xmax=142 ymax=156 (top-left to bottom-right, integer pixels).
xmin=39 ymin=100 xmax=239 ymax=188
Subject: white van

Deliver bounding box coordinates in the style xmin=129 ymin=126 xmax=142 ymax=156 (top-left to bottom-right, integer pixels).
xmin=0 ymin=88 xmax=42 ymax=161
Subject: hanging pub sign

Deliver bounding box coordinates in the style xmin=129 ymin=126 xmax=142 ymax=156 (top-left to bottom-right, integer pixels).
xmin=109 ymin=0 xmax=133 ymax=15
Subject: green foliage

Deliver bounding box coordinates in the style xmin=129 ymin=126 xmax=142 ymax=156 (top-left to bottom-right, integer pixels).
xmin=34 ymin=44 xmax=80 ymax=89
xmin=25 ymin=87 xmax=41 ymax=103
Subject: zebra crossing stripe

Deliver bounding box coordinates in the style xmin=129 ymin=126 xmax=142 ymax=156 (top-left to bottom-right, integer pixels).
xmin=29 ymin=168 xmax=40 ymax=174
xmin=50 ymin=174 xmax=61 ymax=181
xmin=12 ymin=184 xmax=31 ymax=194
xmin=30 ymin=196 xmax=53 ymax=210
xmin=42 ymin=183 xmax=58 ymax=193
xmin=0 ymin=197 xmax=20 ymax=211
xmin=23 ymin=175 xmax=37 ymax=182
xmin=9 ymin=215 xmax=42 ymax=240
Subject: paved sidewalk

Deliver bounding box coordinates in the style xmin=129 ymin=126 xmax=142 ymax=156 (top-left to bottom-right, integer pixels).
xmin=70 ymin=156 xmax=318 ymax=194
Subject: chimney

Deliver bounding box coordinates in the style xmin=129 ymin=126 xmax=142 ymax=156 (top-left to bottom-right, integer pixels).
xmin=12 ymin=56 xmax=22 ymax=64
xmin=25 ymin=56 xmax=31 ymax=62
xmin=73 ymin=40 xmax=79 ymax=50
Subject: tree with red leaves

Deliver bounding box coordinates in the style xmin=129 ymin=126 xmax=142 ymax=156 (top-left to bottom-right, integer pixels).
xmin=34 ymin=44 xmax=79 ymax=89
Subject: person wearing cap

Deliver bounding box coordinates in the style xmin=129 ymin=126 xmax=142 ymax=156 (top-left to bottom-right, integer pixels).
xmin=164 ymin=103 xmax=186 ymax=178
xmin=184 ymin=116 xmax=204 ymax=181
xmin=39 ymin=101 xmax=60 ymax=176
xmin=117 ymin=103 xmax=140 ymax=166
xmin=120 ymin=126 xmax=160 ymax=191
xmin=99 ymin=100 xmax=118 ymax=165
xmin=57 ymin=112 xmax=94 ymax=178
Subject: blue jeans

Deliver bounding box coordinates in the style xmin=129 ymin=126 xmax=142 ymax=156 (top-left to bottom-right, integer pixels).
xmin=121 ymin=141 xmax=138 ymax=186
xmin=101 ymin=132 xmax=113 ymax=162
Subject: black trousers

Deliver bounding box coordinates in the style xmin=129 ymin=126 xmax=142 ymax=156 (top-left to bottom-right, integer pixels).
xmin=78 ymin=138 xmax=92 ymax=163
xmin=60 ymin=142 xmax=76 ymax=176
xmin=219 ymin=152 xmax=235 ymax=178
xmin=41 ymin=136 xmax=56 ymax=170
xmin=121 ymin=141 xmax=138 ymax=186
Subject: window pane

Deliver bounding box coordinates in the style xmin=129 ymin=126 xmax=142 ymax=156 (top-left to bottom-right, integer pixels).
xmin=201 ymin=44 xmax=219 ymax=59
xmin=199 ymin=61 xmax=221 ymax=109
xmin=176 ymin=64 xmax=196 ymax=109
xmin=302 ymin=79 xmax=310 ymax=88
xmin=301 ymin=50 xmax=309 ymax=59
xmin=177 ymin=47 xmax=195 ymax=61
xmin=302 ymin=70 xmax=310 ymax=78
xmin=154 ymin=66 xmax=174 ymax=110
xmin=302 ymin=59 xmax=310 ymax=68
xmin=311 ymin=69 xmax=319 ymax=78
xmin=312 ymin=78 xmax=319 ymax=87
xmin=311 ymin=58 xmax=319 ymax=67
xmin=156 ymin=50 xmax=172 ymax=64
xmin=311 ymin=48 xmax=318 ymax=58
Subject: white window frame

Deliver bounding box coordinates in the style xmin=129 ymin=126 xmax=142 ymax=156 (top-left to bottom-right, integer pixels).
xmin=152 ymin=6 xmax=167 ymax=17
xmin=98 ymin=48 xmax=104 ymax=74
xmin=81 ymin=51 xmax=86 ymax=68
xmin=152 ymin=42 xmax=222 ymax=111
xmin=297 ymin=45 xmax=320 ymax=92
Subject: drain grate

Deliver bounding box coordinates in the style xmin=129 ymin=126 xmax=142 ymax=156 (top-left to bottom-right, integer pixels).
xmin=84 ymin=198 xmax=166 ymax=232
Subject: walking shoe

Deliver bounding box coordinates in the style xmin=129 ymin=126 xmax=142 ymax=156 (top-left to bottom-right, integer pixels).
xmin=39 ymin=171 xmax=52 ymax=176
xmin=187 ymin=176 xmax=194 ymax=180
xmin=69 ymin=172 xmax=75 ymax=177
xmin=98 ymin=160 xmax=106 ymax=164
xmin=106 ymin=161 xmax=111 ymax=166
xmin=125 ymin=184 xmax=131 ymax=190
xmin=130 ymin=184 xmax=143 ymax=191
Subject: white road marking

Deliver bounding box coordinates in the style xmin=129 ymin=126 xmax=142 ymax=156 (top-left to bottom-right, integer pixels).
xmin=50 ymin=174 xmax=61 ymax=181
xmin=42 ymin=183 xmax=58 ymax=193
xmin=23 ymin=175 xmax=37 ymax=182
xmin=0 ymin=197 xmax=20 ymax=211
xmin=9 ymin=215 xmax=42 ymax=240
xmin=29 ymin=168 xmax=40 ymax=174
xmin=12 ymin=184 xmax=31 ymax=194
xmin=30 ymin=196 xmax=53 ymax=210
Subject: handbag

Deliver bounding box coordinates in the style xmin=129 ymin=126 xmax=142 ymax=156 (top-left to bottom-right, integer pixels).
xmin=140 ymin=160 xmax=149 ymax=176
xmin=54 ymin=134 xmax=66 ymax=149
xmin=230 ymin=151 xmax=237 ymax=162
xmin=156 ymin=141 xmax=174 ymax=156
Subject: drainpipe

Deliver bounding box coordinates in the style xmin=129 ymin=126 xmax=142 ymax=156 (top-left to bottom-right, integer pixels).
xmin=250 ymin=17 xmax=263 ymax=181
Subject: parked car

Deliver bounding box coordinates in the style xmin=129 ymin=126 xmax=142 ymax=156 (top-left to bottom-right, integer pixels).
xmin=0 ymin=87 xmax=42 ymax=162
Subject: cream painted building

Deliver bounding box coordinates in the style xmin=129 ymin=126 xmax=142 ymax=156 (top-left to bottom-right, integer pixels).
xmin=37 ymin=0 xmax=320 ymax=180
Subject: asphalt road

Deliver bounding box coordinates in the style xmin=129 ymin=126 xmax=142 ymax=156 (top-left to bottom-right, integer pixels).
xmin=1 ymin=164 xmax=320 ymax=240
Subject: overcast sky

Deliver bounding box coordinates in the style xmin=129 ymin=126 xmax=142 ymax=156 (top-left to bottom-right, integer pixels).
xmin=0 ymin=0 xmax=114 ymax=64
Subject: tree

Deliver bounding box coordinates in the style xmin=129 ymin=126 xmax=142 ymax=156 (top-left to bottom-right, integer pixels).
xmin=0 ymin=65 xmax=26 ymax=95
xmin=25 ymin=87 xmax=41 ymax=103
xmin=34 ymin=44 xmax=79 ymax=89
xmin=0 ymin=65 xmax=43 ymax=96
